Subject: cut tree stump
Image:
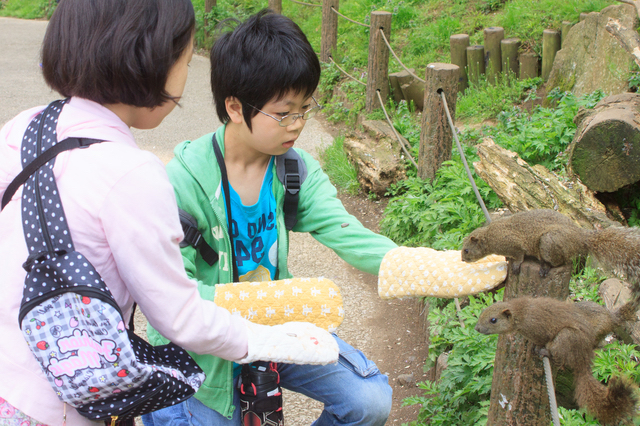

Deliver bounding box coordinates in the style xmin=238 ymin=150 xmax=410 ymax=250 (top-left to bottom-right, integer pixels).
xmin=568 ymin=93 xmax=640 ymax=192
xmin=487 ymin=260 xmax=573 ymax=426
xmin=473 ymin=138 xmax=622 ymax=228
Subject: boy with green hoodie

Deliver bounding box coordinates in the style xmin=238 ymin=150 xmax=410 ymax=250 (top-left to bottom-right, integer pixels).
xmin=144 ymin=9 xmax=398 ymax=426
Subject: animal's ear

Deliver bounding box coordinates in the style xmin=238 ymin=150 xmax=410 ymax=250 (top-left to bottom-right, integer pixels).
xmin=470 ymin=236 xmax=479 ymax=242
xmin=501 ymin=308 xmax=511 ymax=319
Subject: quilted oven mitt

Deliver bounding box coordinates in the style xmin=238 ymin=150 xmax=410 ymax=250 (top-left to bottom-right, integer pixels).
xmin=236 ymin=319 xmax=339 ymax=365
xmin=214 ymin=278 xmax=343 ymax=332
xmin=378 ymin=246 xmax=507 ymax=299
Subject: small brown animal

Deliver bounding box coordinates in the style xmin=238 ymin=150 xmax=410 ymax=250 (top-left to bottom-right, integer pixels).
xmin=461 ymin=209 xmax=640 ymax=281
xmin=476 ymin=297 xmax=638 ymax=425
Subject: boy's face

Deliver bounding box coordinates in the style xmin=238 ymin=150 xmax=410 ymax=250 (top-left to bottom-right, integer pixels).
xmin=242 ymin=91 xmax=314 ymax=157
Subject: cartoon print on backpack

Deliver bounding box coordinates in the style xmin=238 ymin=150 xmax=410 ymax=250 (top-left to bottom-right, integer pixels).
xmin=14 ymin=100 xmax=205 ymax=421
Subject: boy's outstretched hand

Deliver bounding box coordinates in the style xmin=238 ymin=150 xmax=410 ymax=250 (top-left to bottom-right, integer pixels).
xmin=236 ymin=319 xmax=339 ymax=365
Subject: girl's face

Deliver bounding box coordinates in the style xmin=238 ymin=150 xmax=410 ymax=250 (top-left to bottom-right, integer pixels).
xmin=131 ymin=38 xmax=194 ymax=129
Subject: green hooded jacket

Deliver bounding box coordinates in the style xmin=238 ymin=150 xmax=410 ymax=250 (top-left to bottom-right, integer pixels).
xmin=147 ymin=125 xmax=398 ymax=417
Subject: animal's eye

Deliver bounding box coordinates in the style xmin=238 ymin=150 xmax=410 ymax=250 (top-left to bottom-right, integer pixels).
xmin=464 ymin=249 xmax=469 ymax=254
xmin=490 ymin=318 xmax=497 ymax=324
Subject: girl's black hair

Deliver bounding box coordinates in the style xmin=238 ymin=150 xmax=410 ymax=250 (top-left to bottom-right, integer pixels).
xmin=210 ymin=9 xmax=321 ymax=131
xmin=42 ymin=0 xmax=195 ymax=108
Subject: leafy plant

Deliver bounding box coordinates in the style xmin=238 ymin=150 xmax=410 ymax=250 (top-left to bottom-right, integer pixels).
xmin=403 ymin=291 xmax=501 ymax=425
xmin=380 ymin=134 xmax=501 ymax=250
xmin=491 ymin=89 xmax=606 ymax=172
xmin=457 ymin=74 xmax=543 ymax=121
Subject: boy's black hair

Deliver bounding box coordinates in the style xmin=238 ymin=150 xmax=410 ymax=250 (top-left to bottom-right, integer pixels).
xmin=42 ymin=0 xmax=194 ymax=108
xmin=210 ymin=9 xmax=321 ymax=131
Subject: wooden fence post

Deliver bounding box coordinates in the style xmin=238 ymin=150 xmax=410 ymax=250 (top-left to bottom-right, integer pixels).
xmin=204 ymin=0 xmax=216 ymax=38
xmin=418 ymin=63 xmax=459 ymax=181
xmin=541 ymin=29 xmax=561 ymax=80
xmin=466 ymin=45 xmax=485 ymax=85
xmin=321 ymin=0 xmax=339 ymax=63
xmin=484 ymin=27 xmax=504 ymax=83
xmin=268 ymin=0 xmax=282 ymax=13
xmin=365 ymin=11 xmax=392 ymax=113
xmin=519 ymin=52 xmax=539 ymax=79
xmin=450 ymin=34 xmax=470 ymax=92
xmin=486 ymin=261 xmax=572 ymax=426
xmin=501 ymin=38 xmax=520 ymax=78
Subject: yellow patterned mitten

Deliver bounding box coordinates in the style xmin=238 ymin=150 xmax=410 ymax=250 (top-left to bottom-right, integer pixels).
xmin=214 ymin=278 xmax=343 ymax=332
xmin=378 ymin=246 xmax=507 ymax=299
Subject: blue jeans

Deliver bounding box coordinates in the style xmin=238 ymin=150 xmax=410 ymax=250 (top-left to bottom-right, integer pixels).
xmin=141 ymin=336 xmax=391 ymax=426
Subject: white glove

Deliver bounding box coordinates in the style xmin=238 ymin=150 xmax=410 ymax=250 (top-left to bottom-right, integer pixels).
xmin=236 ymin=319 xmax=339 ymax=365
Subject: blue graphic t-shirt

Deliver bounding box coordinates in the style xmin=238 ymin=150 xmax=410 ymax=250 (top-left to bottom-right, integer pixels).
xmin=228 ymin=158 xmax=278 ymax=282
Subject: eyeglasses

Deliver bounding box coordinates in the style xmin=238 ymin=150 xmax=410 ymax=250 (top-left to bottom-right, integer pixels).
xmin=248 ymin=97 xmax=323 ymax=127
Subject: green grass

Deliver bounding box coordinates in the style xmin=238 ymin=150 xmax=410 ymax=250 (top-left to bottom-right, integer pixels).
xmin=0 ymin=0 xmax=54 ymax=18
xmin=318 ymin=135 xmax=360 ymax=195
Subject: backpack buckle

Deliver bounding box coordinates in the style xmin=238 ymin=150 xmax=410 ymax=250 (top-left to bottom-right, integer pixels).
xmin=181 ymin=224 xmax=203 ymax=248
xmin=284 ymin=173 xmax=300 ymax=195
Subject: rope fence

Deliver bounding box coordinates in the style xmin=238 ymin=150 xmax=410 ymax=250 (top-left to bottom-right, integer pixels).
xmin=379 ymin=29 xmax=425 ymax=84
xmin=328 ymin=56 xmax=366 ymax=86
xmin=330 ymin=6 xmax=370 ymax=27
xmin=289 ymin=0 xmax=321 ymax=7
xmin=375 ymin=90 xmax=418 ymax=169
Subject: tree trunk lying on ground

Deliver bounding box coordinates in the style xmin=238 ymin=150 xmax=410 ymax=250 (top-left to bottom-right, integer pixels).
xmin=568 ymin=92 xmax=640 ymax=193
xmin=472 ymin=138 xmax=622 ymax=228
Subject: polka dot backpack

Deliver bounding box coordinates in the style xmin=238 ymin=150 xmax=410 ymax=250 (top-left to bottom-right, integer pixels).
xmin=3 ymin=100 xmax=205 ymax=424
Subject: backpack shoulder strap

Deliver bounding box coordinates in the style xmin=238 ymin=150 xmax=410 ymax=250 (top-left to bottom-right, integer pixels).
xmin=178 ymin=208 xmax=218 ymax=266
xmin=275 ymin=149 xmax=307 ymax=231
xmin=2 ymin=137 xmax=102 ymax=210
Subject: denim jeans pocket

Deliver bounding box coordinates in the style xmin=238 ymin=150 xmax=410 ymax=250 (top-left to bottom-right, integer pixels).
xmin=335 ymin=335 xmax=381 ymax=378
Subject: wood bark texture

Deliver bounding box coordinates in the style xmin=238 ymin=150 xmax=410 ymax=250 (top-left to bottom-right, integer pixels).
xmin=418 ymin=63 xmax=459 ymax=181
xmin=605 ymin=17 xmax=640 ymax=69
xmin=484 ymin=27 xmax=504 ymax=83
xmin=365 ymin=12 xmax=392 ymax=113
xmin=568 ymin=93 xmax=640 ymax=192
xmin=486 ymin=261 xmax=573 ymax=426
xmin=321 ymin=0 xmax=339 ymax=63
xmin=473 ymin=138 xmax=620 ymax=228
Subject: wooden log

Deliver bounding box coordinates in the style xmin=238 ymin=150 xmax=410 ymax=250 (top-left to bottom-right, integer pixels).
xmin=321 ymin=0 xmax=339 ymax=63
xmin=484 ymin=27 xmax=504 ymax=83
xmin=418 ymin=63 xmax=459 ymax=181
xmin=365 ymin=11 xmax=392 ymax=113
xmin=473 ymin=138 xmax=620 ymax=228
xmin=343 ymin=120 xmax=407 ymax=195
xmin=466 ymin=45 xmax=485 ymax=85
xmin=580 ymin=12 xmax=590 ymax=21
xmin=561 ymin=21 xmax=573 ymax=48
xmin=541 ymin=29 xmax=561 ymax=80
xmin=268 ymin=0 xmax=282 ymax=13
xmin=389 ymin=69 xmax=414 ymax=104
xmin=605 ymin=17 xmax=640 ymax=69
xmin=501 ymin=37 xmax=521 ymax=78
xmin=487 ymin=260 xmax=572 ymax=426
xmin=450 ymin=34 xmax=470 ymax=92
xmin=519 ymin=52 xmax=538 ymax=79
xmin=568 ymin=93 xmax=640 ymax=192
xmin=400 ymin=79 xmax=424 ymax=111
